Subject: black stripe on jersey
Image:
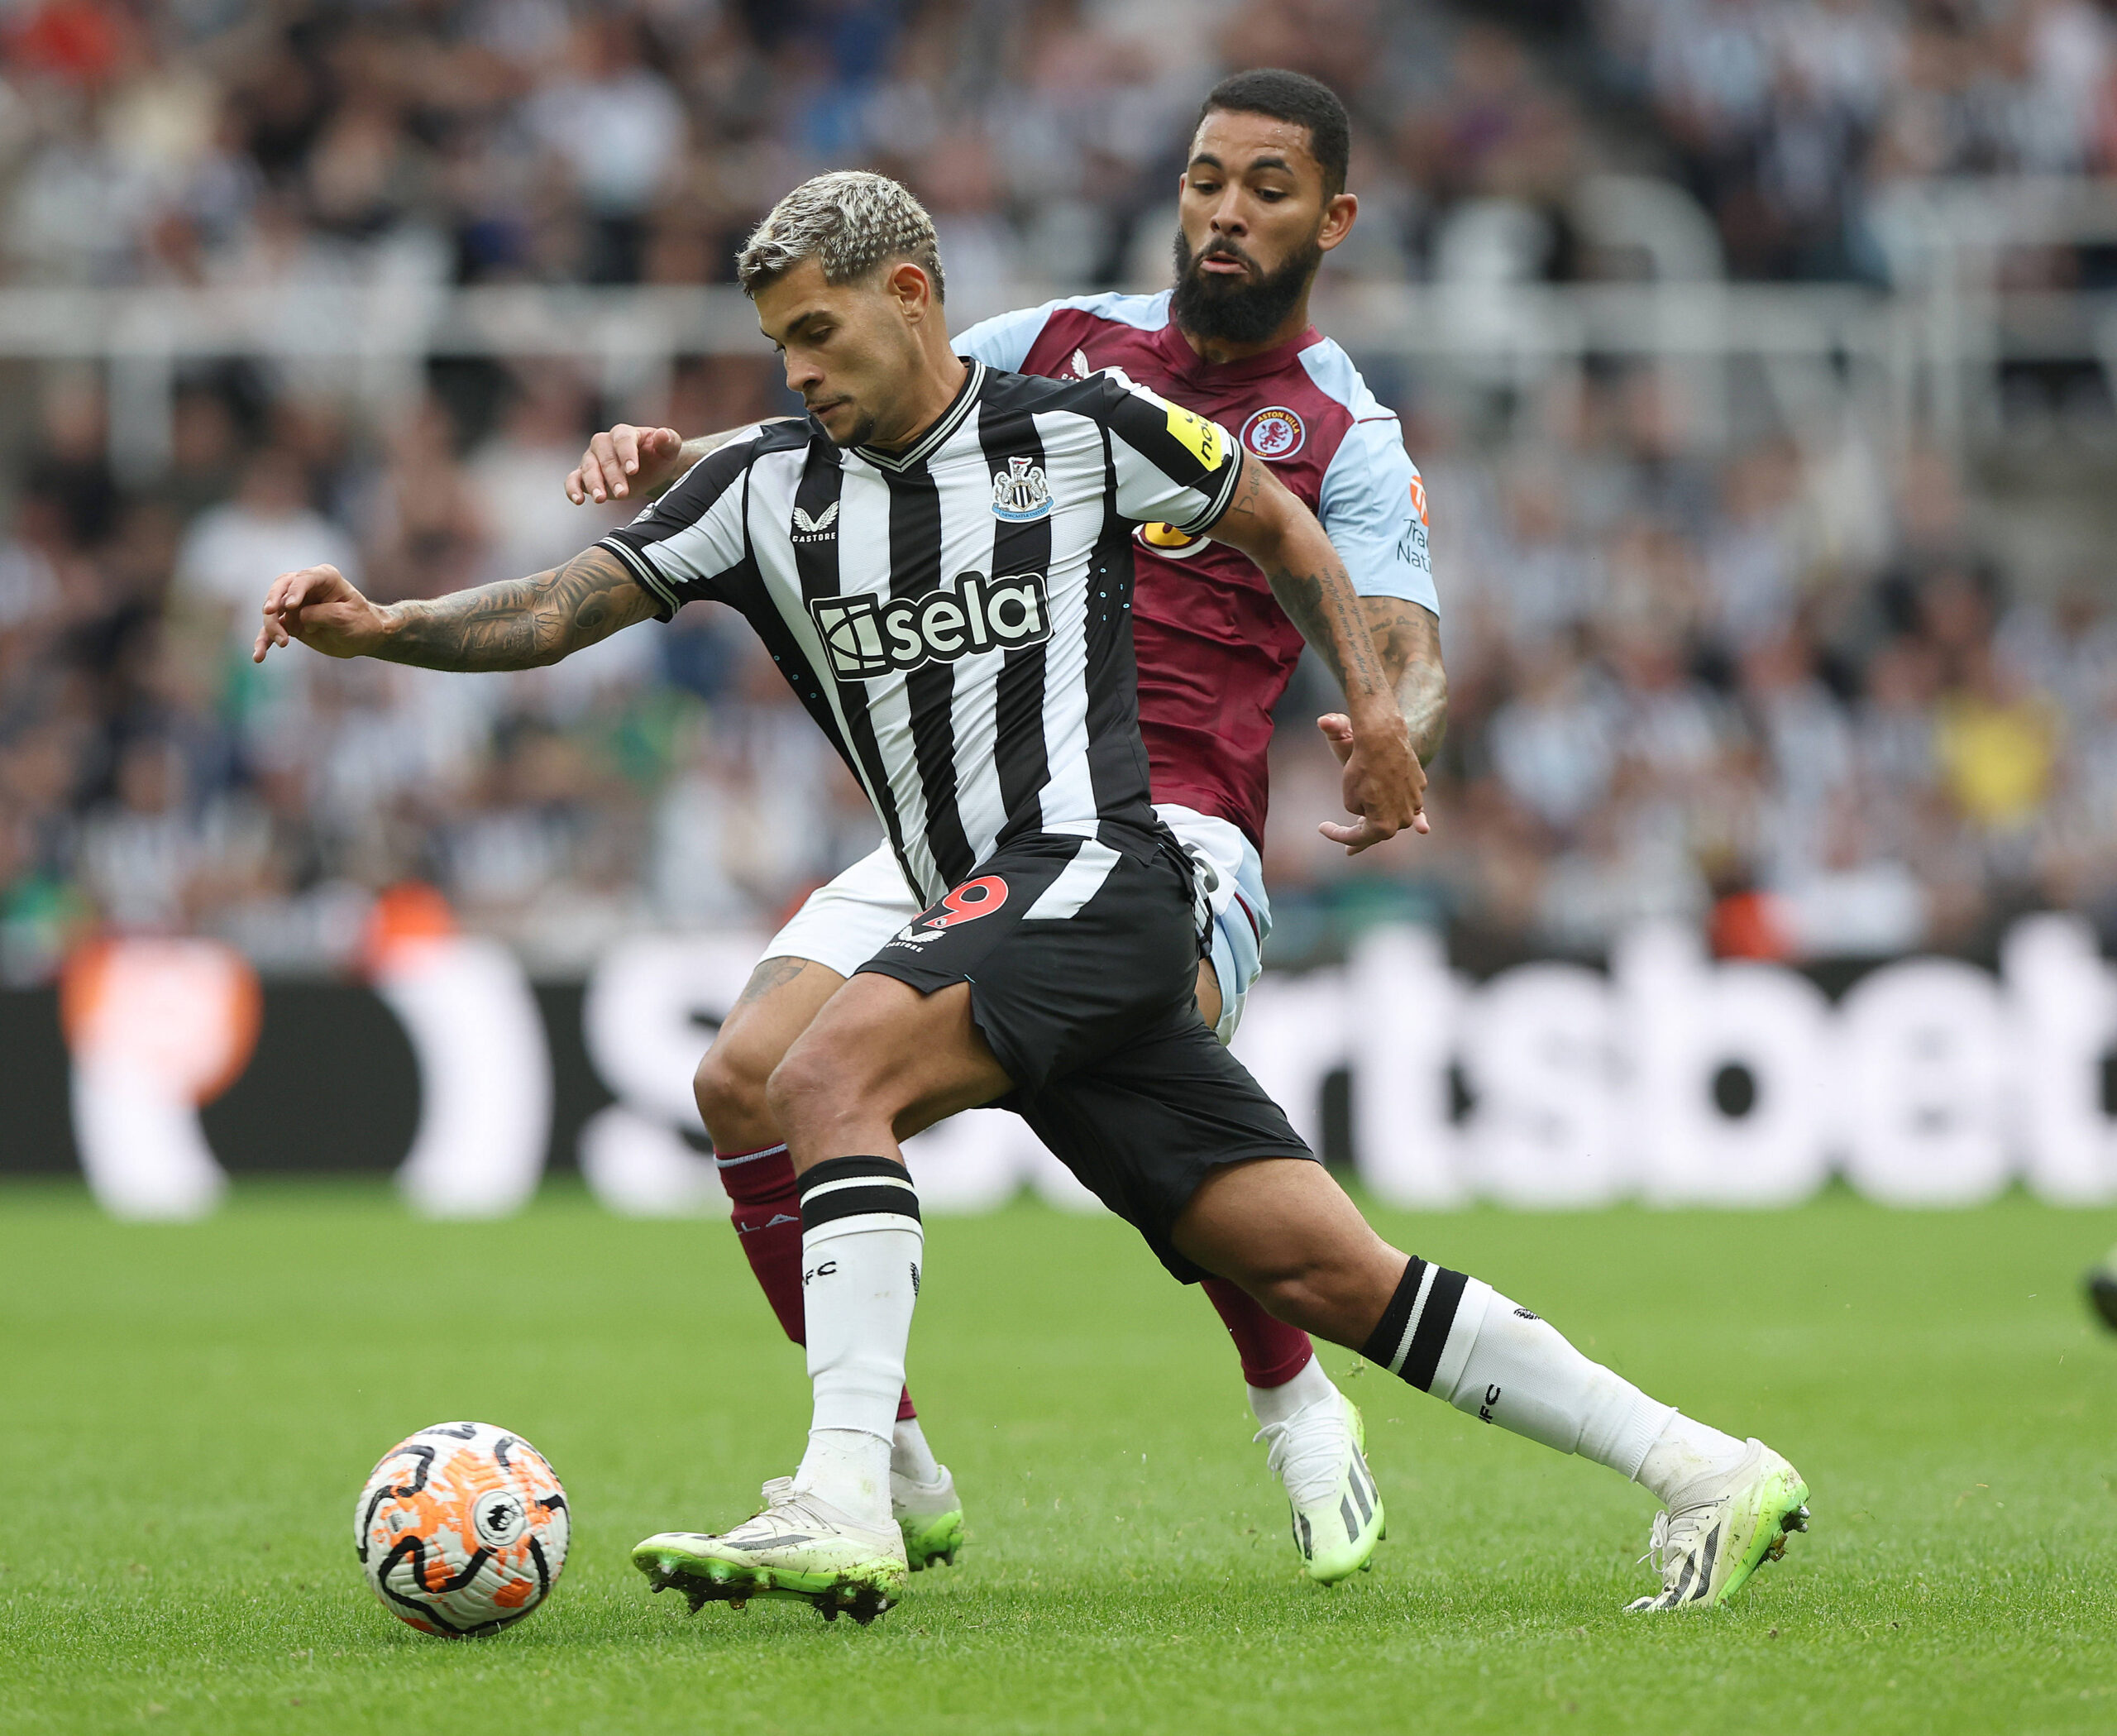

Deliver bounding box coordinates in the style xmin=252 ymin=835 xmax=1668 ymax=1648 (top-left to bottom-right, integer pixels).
xmin=1176 ymin=436 xmax=1245 ymax=536
xmin=977 ymin=402 xmax=1053 ymax=844
xmin=1086 ymin=371 xmax=1245 ymax=535
xmin=885 ymin=463 xmax=977 ymax=890
xmin=1082 ymin=435 xmax=1156 ymax=839
xmin=787 ymin=445 xmax=915 ymax=890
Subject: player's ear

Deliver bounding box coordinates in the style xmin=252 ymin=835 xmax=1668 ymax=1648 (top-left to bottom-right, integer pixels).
xmin=887 ymin=261 xmax=933 ymax=324
xmin=1317 ymin=193 xmax=1358 ymax=254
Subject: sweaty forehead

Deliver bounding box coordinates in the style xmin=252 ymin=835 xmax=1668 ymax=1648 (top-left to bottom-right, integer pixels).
xmin=1188 ymin=111 xmax=1321 ymax=182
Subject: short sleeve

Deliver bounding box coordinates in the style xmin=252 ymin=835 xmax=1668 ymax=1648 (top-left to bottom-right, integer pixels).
xmin=1319 ymin=418 xmax=1440 ymax=616
xmin=1095 ymin=376 xmax=1244 ymax=538
xmin=955 ymin=302 xmax=1058 ymax=373
xmin=597 ymin=431 xmax=762 ymax=619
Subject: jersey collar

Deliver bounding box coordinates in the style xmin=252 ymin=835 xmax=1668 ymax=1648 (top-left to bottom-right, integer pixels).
xmin=853 ymin=359 xmax=986 ymax=472
xmin=1152 ymin=318 xmax=1322 ymax=385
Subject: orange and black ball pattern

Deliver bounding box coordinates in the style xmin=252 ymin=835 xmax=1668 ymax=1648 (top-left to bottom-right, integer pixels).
xmin=354 ymin=1421 xmax=569 ymax=1636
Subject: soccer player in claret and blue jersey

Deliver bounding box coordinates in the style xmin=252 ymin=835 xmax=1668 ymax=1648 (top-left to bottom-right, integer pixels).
xmin=560 ymin=74 xmax=1809 ymax=1618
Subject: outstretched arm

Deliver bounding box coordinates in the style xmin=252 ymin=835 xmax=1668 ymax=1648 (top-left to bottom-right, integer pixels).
xmin=1206 ymin=451 xmax=1426 ymax=851
xmin=252 ymin=546 xmax=659 ymax=672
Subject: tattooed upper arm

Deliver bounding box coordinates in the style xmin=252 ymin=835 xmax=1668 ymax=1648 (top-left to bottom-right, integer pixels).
xmin=376 ymin=545 xmax=659 ymax=672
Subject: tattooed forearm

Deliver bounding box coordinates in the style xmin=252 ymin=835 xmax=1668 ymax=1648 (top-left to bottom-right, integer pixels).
xmin=1364 ymin=597 xmax=1448 ymax=763
xmin=1264 ymin=561 xmax=1391 ymax=709
xmin=1217 ymin=453 xmax=1393 ymax=711
xmin=374 ymin=546 xmax=657 ymax=672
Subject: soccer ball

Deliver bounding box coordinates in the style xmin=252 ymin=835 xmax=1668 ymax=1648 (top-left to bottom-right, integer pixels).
xmin=354 ymin=1421 xmax=570 ymax=1637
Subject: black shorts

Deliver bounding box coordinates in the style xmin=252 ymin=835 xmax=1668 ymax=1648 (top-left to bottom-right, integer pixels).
xmin=856 ymin=828 xmax=1315 ymax=1283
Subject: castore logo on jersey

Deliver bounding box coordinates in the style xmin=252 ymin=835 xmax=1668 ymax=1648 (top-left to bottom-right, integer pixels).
xmin=791 ymin=501 xmax=840 ymax=543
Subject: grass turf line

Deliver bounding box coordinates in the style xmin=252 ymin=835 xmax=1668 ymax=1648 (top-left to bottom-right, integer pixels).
xmin=0 ymin=1181 xmax=2113 ymax=1734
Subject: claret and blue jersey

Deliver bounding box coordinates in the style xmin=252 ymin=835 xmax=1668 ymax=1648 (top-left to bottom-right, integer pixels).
xmin=955 ymin=289 xmax=1438 ymax=851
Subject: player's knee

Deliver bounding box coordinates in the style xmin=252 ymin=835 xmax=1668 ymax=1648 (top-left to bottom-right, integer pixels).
xmin=1245 ymin=1259 xmax=1379 ymax=1344
xmin=762 ymin=1040 xmax=855 ymax=1144
xmin=1245 ymin=1263 xmax=1331 ymax=1332
xmin=693 ymin=1041 xmax=775 ymax=1147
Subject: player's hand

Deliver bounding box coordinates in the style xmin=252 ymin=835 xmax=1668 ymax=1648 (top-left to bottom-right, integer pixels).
xmin=252 ymin=565 xmax=389 ymax=663
xmin=565 ymin=423 xmax=686 ymax=505
xmin=1316 ymin=710 xmax=1428 ymax=853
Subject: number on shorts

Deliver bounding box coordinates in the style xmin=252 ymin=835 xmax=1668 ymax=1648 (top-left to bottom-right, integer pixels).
xmin=926 ymin=875 xmax=1009 ymax=929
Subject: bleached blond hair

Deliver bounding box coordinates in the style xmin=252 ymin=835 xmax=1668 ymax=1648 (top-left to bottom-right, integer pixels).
xmin=736 ymin=171 xmax=946 ymax=303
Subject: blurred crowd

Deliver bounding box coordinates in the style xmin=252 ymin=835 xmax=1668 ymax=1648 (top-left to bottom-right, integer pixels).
xmin=1269 ymin=369 xmax=2117 ymax=964
xmin=1599 ymin=0 xmax=2117 ymax=280
xmin=1 ymin=0 xmax=2115 ymax=982
xmin=3 ymin=0 xmax=2116 ymax=294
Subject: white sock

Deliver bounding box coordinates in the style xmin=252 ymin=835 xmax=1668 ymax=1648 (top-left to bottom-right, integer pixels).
xmin=796 ymin=1428 xmax=892 ymax=1526
xmin=1437 ymin=1285 xmax=1675 ymax=1481
xmin=790 ymin=1158 xmax=922 ymax=1530
xmin=891 ymin=1415 xmax=941 ymax=1485
xmin=1634 ymin=1414 xmax=1751 ymax=1504
xmin=1248 ymin=1351 xmax=1335 ymax=1428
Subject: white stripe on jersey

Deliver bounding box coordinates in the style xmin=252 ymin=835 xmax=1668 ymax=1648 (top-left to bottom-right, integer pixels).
xmin=1028 ymin=405 xmax=1116 ymax=838
xmin=930 ymin=409 xmax=1010 ymax=866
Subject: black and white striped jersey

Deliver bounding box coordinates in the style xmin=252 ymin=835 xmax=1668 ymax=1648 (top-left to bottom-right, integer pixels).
xmin=600 ymin=360 xmax=1245 ymax=906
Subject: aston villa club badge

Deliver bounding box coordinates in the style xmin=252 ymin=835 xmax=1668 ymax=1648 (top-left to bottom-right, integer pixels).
xmin=1240 ymin=406 xmax=1306 ymax=460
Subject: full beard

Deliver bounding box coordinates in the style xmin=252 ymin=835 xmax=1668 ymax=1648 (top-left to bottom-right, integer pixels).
xmin=1169 ymin=229 xmax=1322 ymax=347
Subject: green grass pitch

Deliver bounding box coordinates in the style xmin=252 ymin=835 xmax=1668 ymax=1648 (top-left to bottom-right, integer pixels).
xmin=2 ymin=1180 xmax=2115 ymax=1734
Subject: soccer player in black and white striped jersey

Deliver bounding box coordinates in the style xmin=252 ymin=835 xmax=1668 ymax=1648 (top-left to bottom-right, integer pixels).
xmin=252 ymin=170 xmax=1809 ymax=1623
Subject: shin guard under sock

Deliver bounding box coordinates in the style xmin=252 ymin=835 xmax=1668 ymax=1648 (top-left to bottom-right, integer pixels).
xmin=720 ymin=1141 xmax=918 ymax=1421
xmin=1360 ymin=1258 xmax=1675 ymax=1480
xmin=796 ymin=1156 xmax=922 ymax=1441
xmin=793 ymin=1156 xmax=923 ymax=1525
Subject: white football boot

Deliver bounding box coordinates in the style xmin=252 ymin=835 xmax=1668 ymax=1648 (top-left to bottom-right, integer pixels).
xmin=892 ymin=1462 xmax=965 ymax=1570
xmin=1258 ymin=1389 xmax=1385 ymax=1584
xmin=1627 ymin=1437 xmax=1810 ymax=1612
xmin=634 ymin=1476 xmax=909 ymax=1624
